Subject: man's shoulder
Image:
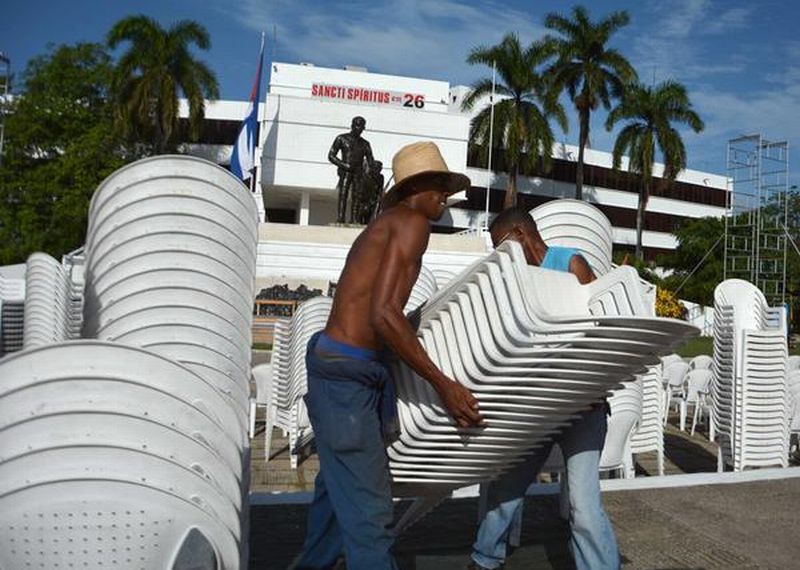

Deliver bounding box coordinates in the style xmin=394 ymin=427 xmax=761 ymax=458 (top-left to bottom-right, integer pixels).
xmin=378 ymin=205 xmax=430 ymax=233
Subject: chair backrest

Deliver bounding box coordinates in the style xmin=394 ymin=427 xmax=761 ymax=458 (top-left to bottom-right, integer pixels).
xmin=663 ymin=361 xmax=690 ymax=389
xmin=661 ymin=353 xmax=684 ymax=368
xmin=685 ymin=369 xmax=712 ymax=403
xmin=599 ymin=408 xmax=640 ymax=471
xmin=689 ymin=354 xmax=713 ymax=370
xmin=252 ymin=362 xmax=273 ymax=406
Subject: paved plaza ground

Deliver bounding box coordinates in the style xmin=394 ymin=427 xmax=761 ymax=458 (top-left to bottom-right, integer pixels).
xmin=249 ymin=423 xmax=800 ymax=570
xmin=249 ymin=350 xmax=800 ymax=569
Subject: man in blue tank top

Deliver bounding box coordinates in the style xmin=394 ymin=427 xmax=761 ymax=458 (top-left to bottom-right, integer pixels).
xmin=468 ymin=207 xmax=620 ymax=570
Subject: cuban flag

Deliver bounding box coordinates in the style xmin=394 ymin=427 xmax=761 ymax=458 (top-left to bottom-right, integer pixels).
xmin=230 ymin=35 xmax=265 ymax=182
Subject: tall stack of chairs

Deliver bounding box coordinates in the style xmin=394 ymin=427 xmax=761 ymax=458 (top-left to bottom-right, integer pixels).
xmin=0 ymin=155 xmax=256 ymax=569
xmin=712 ymin=279 xmax=789 ymax=472
xmin=388 ymin=240 xmax=696 ymax=494
xmin=531 ymin=199 xmax=664 ymax=475
xmin=0 ymin=275 xmax=25 ymax=356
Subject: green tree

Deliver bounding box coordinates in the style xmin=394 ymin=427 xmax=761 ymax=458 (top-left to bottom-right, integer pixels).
xmin=462 ymin=33 xmax=567 ymax=209
xmin=605 ymin=80 xmax=704 ymax=260
xmin=0 ymin=43 xmax=129 ymax=265
xmin=107 ymin=15 xmax=219 ymax=153
xmin=542 ymin=5 xmax=636 ymax=201
xmin=658 ymin=216 xmax=724 ymax=306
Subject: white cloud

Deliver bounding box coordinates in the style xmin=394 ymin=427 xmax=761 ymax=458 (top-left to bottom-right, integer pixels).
xmin=229 ymin=0 xmax=545 ymax=85
xmin=630 ymin=0 xmax=753 ymax=83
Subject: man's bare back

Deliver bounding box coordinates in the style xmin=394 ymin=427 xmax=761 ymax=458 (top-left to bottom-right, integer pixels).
xmin=325 ymin=205 xmax=426 ymax=350
xmin=324 ymin=187 xmax=483 ymax=428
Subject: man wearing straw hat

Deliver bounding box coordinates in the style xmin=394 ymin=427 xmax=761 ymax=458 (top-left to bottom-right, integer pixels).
xmin=294 ymin=141 xmax=485 ymax=570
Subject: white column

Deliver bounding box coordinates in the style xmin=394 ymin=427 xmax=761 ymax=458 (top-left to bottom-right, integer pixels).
xmin=299 ymin=191 xmax=310 ymax=226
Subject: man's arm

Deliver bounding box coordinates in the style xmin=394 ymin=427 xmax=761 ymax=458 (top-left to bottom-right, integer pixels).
xmin=328 ymin=136 xmax=349 ymax=170
xmin=370 ymin=211 xmax=484 ymax=428
xmin=569 ymin=254 xmax=596 ymax=284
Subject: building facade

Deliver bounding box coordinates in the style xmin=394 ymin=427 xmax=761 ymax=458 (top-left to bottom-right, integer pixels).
xmin=180 ymin=61 xmax=728 ymax=261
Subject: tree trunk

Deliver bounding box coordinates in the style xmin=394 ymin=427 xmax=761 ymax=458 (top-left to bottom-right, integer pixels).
xmin=636 ymin=179 xmax=650 ymax=260
xmin=503 ymin=164 xmax=518 ymax=209
xmin=575 ymin=108 xmax=590 ymax=201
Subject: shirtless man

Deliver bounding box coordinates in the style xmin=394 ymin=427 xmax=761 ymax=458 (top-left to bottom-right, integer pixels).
xmin=295 ymin=141 xmax=484 ymax=570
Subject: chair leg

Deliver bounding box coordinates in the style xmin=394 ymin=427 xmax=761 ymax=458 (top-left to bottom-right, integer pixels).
xmin=679 ymin=401 xmax=687 ymax=431
xmin=264 ymin=404 xmax=276 ymax=463
xmin=691 ymin=405 xmax=700 ymax=436
xmin=248 ymin=399 xmax=257 ymax=440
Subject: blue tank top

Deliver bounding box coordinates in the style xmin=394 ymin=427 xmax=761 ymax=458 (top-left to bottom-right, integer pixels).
xmin=541 ymin=245 xmax=579 ymax=273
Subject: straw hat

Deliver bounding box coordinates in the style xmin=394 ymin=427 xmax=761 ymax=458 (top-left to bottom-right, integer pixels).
xmin=383 ymin=141 xmax=471 ymax=205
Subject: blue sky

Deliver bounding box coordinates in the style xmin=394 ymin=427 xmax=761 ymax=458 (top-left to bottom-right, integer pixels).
xmin=3 ymin=0 xmax=799 ymax=184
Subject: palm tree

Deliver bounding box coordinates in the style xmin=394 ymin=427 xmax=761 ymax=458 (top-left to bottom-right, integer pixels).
xmin=462 ymin=33 xmax=567 ymax=209
xmin=107 ymin=15 xmax=219 ymax=153
xmin=605 ymin=80 xmax=704 ymax=260
xmin=542 ymin=5 xmax=637 ymax=200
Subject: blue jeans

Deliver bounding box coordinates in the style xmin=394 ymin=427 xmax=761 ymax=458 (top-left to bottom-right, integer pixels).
xmin=295 ymin=333 xmax=398 ymax=570
xmin=472 ymin=406 xmax=620 ymax=570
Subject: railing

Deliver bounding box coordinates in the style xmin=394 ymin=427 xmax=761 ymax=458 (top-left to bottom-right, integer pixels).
xmin=252 ymin=300 xmax=299 ymax=345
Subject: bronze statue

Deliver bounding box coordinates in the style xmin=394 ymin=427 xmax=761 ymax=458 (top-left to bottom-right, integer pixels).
xmin=356 ymin=159 xmax=384 ymax=224
xmin=328 ymin=116 xmax=375 ymax=224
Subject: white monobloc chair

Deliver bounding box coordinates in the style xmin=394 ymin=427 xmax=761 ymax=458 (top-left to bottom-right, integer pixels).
xmin=250 ymin=362 xmax=273 ymax=441
xmin=681 ymin=368 xmax=713 ymax=434
xmin=662 ymin=360 xmax=690 ymax=425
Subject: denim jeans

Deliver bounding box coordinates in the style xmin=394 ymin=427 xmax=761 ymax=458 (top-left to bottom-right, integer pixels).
xmin=472 ymin=405 xmax=620 ymax=570
xmin=295 ymin=333 xmax=398 ymax=570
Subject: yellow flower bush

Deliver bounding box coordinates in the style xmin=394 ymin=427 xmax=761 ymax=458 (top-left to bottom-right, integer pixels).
xmin=656 ymin=287 xmax=687 ymax=319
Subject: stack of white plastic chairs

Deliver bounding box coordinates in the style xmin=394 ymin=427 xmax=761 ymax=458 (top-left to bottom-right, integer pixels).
xmin=388 ymin=240 xmax=697 ymax=494
xmin=712 ymin=279 xmax=789 ymax=472
xmin=22 ymin=252 xmax=84 ymax=348
xmin=601 ymin=377 xmax=644 ymax=478
xmin=0 ymin=275 xmax=25 ymax=356
xmin=530 ymin=199 xmax=613 ymax=276
xmin=628 ymin=365 xmax=665 ymax=474
xmin=264 ymin=266 xmax=440 ymax=467
xmin=786 ymin=359 xmax=800 ymax=451
xmin=787 ymin=357 xmax=800 ymax=447
xmin=531 ymin=199 xmax=664 ymax=475
xmin=269 ymin=296 xmax=333 ymax=467
xmin=0 ymin=155 xmax=256 ymax=569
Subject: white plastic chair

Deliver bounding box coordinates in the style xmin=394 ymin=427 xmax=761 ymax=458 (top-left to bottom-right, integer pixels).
xmin=681 ymin=368 xmax=713 ymax=434
xmin=599 ymin=409 xmax=639 ymax=479
xmin=662 ymin=361 xmax=690 ymax=424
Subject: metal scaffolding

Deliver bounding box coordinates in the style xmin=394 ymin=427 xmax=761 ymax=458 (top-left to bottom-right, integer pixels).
xmin=724 ymin=134 xmax=790 ymax=305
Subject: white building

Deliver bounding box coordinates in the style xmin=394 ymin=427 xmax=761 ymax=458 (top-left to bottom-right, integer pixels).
xmin=179 ymin=61 xmax=728 ymax=263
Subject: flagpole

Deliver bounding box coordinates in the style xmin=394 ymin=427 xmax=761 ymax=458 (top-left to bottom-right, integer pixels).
xmin=483 ymin=61 xmax=496 ymax=232
xmin=250 ymin=31 xmax=266 ymax=195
